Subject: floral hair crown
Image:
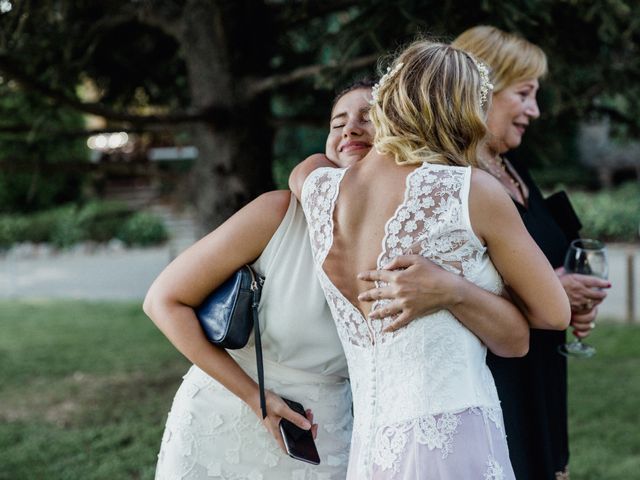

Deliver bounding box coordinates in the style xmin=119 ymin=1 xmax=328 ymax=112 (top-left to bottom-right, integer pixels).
xmin=370 ymin=62 xmax=404 ymax=105
xmin=370 ymin=56 xmax=494 ymax=108
xmin=472 ymin=59 xmax=494 ymax=107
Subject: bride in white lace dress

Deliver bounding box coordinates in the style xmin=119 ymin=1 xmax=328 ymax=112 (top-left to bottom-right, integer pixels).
xmin=296 ymin=41 xmax=570 ymax=479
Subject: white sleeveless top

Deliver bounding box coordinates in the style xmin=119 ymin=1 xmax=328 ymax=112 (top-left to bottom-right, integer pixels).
xmin=155 ymin=194 xmax=352 ymax=480
xmin=235 ymin=193 xmax=348 ymax=379
xmin=301 ymin=163 xmax=514 ymax=479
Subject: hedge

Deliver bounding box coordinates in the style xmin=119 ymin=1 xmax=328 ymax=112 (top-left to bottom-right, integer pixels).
xmin=569 ymin=182 xmax=640 ymax=243
xmin=0 ymin=202 xmax=167 ymax=249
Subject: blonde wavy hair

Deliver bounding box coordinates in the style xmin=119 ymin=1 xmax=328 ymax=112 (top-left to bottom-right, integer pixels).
xmin=452 ymin=25 xmax=547 ymax=93
xmin=370 ymin=40 xmax=488 ymax=167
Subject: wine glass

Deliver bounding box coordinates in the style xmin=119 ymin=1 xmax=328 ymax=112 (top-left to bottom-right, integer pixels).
xmin=558 ymin=239 xmax=608 ymax=358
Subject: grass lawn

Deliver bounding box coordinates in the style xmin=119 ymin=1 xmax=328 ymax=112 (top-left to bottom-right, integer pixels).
xmin=567 ymin=323 xmax=640 ymax=479
xmin=0 ymin=300 xmax=189 ymax=480
xmin=0 ymin=300 xmax=639 ymax=479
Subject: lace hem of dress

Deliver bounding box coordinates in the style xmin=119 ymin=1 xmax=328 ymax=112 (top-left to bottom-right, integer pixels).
xmin=369 ymin=406 xmax=506 ymax=476
xmin=156 ymin=367 xmax=352 ymax=480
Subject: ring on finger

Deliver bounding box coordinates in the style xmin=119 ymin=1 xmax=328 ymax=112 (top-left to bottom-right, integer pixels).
xmin=581 ymin=301 xmax=593 ymax=311
xmin=589 ymin=322 xmax=596 ymax=329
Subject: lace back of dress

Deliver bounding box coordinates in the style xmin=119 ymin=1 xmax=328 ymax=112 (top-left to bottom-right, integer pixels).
xmin=373 ymin=164 xmax=484 ymax=336
xmin=302 ymin=168 xmax=375 ymax=347
xmin=302 ymin=168 xmax=346 ymax=266
xmin=302 ymin=164 xmax=484 ymax=346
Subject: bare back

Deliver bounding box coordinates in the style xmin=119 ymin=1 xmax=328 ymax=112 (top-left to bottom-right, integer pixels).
xmin=323 ymin=152 xmax=416 ymax=318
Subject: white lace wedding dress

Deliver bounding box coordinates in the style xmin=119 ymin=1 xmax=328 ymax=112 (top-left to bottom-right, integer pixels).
xmin=155 ymin=195 xmax=353 ymax=480
xmin=301 ymin=163 xmax=515 ymax=479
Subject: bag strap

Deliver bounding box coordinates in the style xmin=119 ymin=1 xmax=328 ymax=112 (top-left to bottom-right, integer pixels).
xmin=252 ymin=285 xmax=267 ymax=419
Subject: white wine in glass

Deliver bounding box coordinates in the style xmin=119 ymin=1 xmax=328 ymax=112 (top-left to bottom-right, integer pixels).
xmin=558 ymin=239 xmax=608 ymax=358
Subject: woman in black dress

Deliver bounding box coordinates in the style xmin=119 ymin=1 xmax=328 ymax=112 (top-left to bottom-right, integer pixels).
xmin=451 ymin=26 xmax=611 ymax=479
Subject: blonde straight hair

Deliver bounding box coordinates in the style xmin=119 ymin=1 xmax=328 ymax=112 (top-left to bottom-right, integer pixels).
xmin=452 ymin=25 xmax=547 ymax=93
xmin=370 ymin=40 xmax=488 ymax=167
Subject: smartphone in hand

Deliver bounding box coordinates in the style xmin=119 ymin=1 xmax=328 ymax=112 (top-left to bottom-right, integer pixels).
xmin=279 ymin=397 xmax=321 ymax=465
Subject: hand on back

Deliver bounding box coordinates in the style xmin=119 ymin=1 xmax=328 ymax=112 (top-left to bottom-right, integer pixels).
xmin=357 ymin=255 xmax=461 ymax=332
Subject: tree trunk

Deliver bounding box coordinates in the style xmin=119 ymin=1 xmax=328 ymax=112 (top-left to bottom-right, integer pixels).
xmin=177 ymin=0 xmax=275 ymax=235
xmin=188 ymin=114 xmax=274 ymax=236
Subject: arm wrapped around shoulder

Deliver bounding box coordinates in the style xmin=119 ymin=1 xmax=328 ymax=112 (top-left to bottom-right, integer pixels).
xmin=288 ymin=154 xmax=337 ymax=200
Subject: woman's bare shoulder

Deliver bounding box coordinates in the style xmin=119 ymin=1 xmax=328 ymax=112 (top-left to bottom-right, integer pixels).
xmin=468 ymin=167 xmax=523 ymax=243
xmin=468 ymin=167 xmax=514 ymax=208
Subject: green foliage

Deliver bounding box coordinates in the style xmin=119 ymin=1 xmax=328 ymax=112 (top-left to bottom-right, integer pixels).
xmin=570 ymin=182 xmax=640 ymax=242
xmin=116 ymin=212 xmax=168 ymax=247
xmin=275 ymin=0 xmax=640 ymax=182
xmin=529 ymin=163 xmax=599 ymax=190
xmin=49 ymin=205 xmax=85 ymax=248
xmin=0 ymin=84 xmax=89 ymax=213
xmin=273 ymin=125 xmax=327 ymax=189
xmin=0 ymin=216 xmax=27 ymax=249
xmin=79 ymin=201 xmax=133 ymax=243
xmin=2 ymin=0 xmax=640 ymax=227
xmin=0 ymin=202 xmax=167 ymax=249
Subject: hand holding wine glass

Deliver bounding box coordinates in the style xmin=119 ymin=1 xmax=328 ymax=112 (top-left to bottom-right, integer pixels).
xmin=558 ymin=239 xmax=609 ymax=358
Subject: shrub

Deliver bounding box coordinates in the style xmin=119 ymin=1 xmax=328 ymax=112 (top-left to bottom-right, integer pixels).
xmin=24 ymin=207 xmax=72 ymax=243
xmin=50 ymin=206 xmax=85 ymax=248
xmin=570 ymin=183 xmax=640 ymax=242
xmin=0 ymin=216 xmax=27 ymax=248
xmin=117 ymin=212 xmax=168 ymax=247
xmin=0 ymin=202 xmax=167 ymax=249
xmin=78 ymin=202 xmax=133 ymax=242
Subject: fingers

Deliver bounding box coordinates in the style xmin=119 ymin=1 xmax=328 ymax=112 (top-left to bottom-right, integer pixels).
xmin=306 ymin=409 xmax=319 ymax=440
xmin=575 ymin=285 xmax=606 ymax=301
xmin=582 ymin=289 xmax=607 ymax=302
xmin=577 ymin=275 xmax=611 ymax=290
xmin=279 ymin=406 xmax=311 ymax=431
xmin=267 ymin=394 xmax=311 ymax=430
xmin=382 ymin=312 xmax=412 ymax=333
xmin=358 ymin=255 xmax=429 ymax=281
xmin=381 ymin=255 xmax=424 ymax=271
xmin=571 ymin=295 xmax=603 ymax=313
xmin=357 ymin=269 xmax=395 ymax=283
xmin=568 ymin=282 xmax=607 ymax=312
xmin=358 ymin=286 xmax=394 ymax=302
xmin=260 ymin=394 xmax=313 ymax=453
xmin=573 ymin=329 xmax=591 ymax=339
xmin=382 ymin=306 xmax=440 ymax=332
xmin=571 ymin=300 xmax=593 ymax=313
xmin=571 ymin=308 xmax=597 ymax=339
xmin=368 ymin=301 xmax=403 ymax=319
xmin=264 ymin=421 xmax=287 ymax=452
xmin=571 ymin=307 xmax=597 ymax=326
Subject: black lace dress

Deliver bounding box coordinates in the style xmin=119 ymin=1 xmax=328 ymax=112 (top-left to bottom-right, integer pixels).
xmin=487 ymin=158 xmax=577 ymax=480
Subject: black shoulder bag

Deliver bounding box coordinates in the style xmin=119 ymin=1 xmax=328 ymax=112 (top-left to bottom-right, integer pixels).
xmin=195 ymin=265 xmax=267 ymax=419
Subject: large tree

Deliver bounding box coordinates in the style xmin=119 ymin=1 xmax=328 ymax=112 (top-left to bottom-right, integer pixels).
xmin=1 ymin=0 xmax=639 ymax=231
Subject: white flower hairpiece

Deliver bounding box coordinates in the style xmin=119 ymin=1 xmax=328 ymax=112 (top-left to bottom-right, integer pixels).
xmin=370 ymin=62 xmax=404 ymax=105
xmin=473 ymin=59 xmax=494 ymax=107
